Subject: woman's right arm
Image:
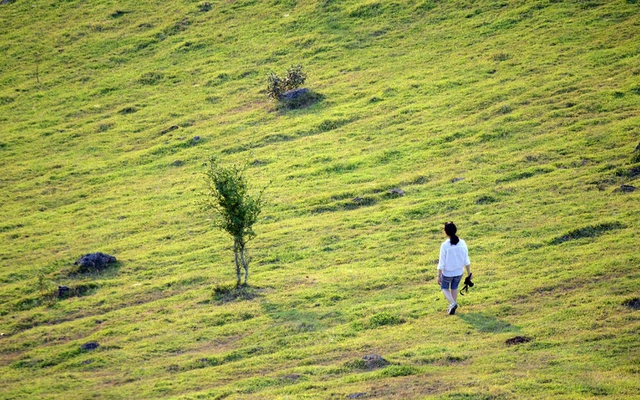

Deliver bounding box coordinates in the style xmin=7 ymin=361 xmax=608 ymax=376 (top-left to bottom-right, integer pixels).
xmin=464 ymin=242 xmax=471 ymax=276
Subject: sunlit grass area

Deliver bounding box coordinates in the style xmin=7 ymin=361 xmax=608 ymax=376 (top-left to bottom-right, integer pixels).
xmin=1 ymin=0 xmax=639 ymax=398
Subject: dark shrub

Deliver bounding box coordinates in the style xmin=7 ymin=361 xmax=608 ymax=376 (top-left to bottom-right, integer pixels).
xmin=266 ymin=65 xmax=307 ymax=100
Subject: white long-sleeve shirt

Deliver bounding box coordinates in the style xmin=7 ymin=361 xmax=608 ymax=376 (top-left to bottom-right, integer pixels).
xmin=437 ymin=238 xmax=470 ymax=277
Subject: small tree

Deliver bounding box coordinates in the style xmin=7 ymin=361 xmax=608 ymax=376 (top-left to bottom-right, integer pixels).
xmin=266 ymin=72 xmax=287 ymax=100
xmin=266 ymin=64 xmax=307 ymax=100
xmin=284 ymin=64 xmax=307 ymax=89
xmin=203 ymin=157 xmax=265 ymax=286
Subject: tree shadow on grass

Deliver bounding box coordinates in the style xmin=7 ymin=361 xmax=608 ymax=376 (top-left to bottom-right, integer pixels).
xmin=212 ymin=284 xmax=260 ymax=303
xmin=458 ymin=312 xmax=519 ymax=333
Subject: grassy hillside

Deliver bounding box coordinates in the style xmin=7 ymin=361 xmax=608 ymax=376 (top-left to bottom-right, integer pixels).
xmin=1 ymin=0 xmax=639 ymax=398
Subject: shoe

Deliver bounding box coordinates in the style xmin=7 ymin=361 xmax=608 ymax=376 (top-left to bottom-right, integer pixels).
xmin=447 ymin=303 xmax=458 ymax=315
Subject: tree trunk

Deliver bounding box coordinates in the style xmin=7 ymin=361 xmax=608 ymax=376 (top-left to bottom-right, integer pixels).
xmin=240 ymin=241 xmax=249 ymax=285
xmin=234 ymin=240 xmax=242 ymax=286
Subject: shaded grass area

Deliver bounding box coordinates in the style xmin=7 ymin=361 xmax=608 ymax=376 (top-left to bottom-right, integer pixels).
xmin=0 ymin=0 xmax=639 ymax=399
xmin=550 ymin=222 xmax=626 ymax=245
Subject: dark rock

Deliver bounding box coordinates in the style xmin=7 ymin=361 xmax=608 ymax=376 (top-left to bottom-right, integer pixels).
xmin=387 ymin=188 xmax=405 ymax=196
xmin=81 ymin=342 xmax=100 ymax=351
xmin=505 ymin=336 xmax=532 ymax=346
xmin=280 ymin=88 xmax=309 ymax=101
xmin=278 ymin=89 xmax=323 ymax=110
xmin=193 ymin=136 xmax=200 ymax=141
xmin=452 ymin=177 xmax=464 ymax=183
xmin=618 ymin=185 xmax=636 ymax=193
xmin=199 ymin=2 xmax=212 ymax=12
xmin=616 ymin=165 xmax=640 ymax=178
xmin=58 ymin=286 xmax=71 ymax=298
xmin=622 ymin=298 xmax=639 ymax=310
xmin=634 ymin=142 xmax=640 ymax=152
xmin=347 ymin=393 xmax=367 ymax=399
xmin=172 ymin=160 xmax=184 ymax=167
xmin=362 ymin=354 xmax=389 ymax=369
xmin=74 ymin=252 xmax=116 ymax=272
xmin=370 ymin=97 xmax=381 ymax=102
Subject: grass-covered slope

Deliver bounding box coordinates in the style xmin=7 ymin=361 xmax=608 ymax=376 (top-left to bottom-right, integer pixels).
xmin=1 ymin=0 xmax=639 ymax=398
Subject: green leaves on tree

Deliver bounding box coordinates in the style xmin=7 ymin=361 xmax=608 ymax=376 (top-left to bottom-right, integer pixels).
xmin=202 ymin=157 xmax=266 ymax=286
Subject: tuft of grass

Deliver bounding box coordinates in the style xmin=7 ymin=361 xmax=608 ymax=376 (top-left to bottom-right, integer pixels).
xmin=367 ymin=312 xmax=405 ymax=328
xmin=137 ymin=72 xmax=164 ymax=85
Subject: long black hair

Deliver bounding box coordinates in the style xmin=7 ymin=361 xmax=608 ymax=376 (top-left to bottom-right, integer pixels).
xmin=444 ymin=221 xmax=459 ymax=245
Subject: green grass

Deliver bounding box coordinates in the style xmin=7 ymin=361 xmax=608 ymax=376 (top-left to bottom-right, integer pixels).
xmin=1 ymin=0 xmax=639 ymax=399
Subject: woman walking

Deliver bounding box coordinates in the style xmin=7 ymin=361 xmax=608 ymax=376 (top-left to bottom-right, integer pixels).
xmin=437 ymin=221 xmax=471 ymax=315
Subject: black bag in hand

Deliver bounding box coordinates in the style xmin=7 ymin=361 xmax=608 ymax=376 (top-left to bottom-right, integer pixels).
xmin=460 ymin=273 xmax=474 ymax=295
